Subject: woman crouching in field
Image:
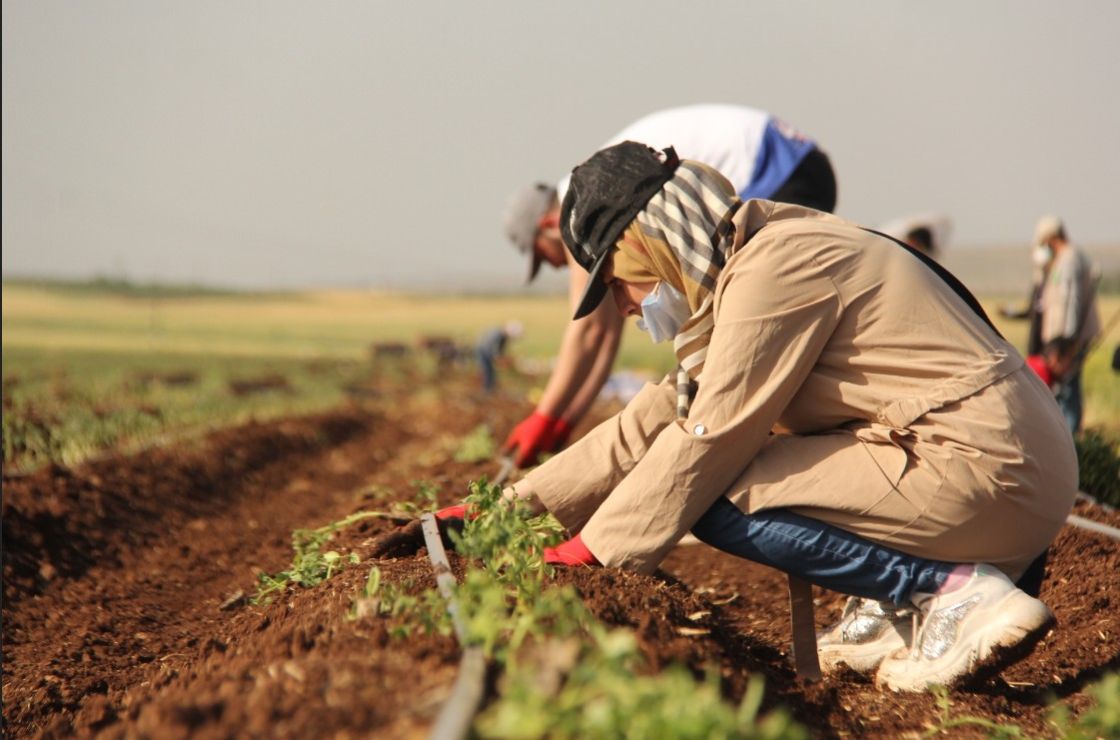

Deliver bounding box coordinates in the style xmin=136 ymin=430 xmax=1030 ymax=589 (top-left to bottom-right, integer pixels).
xmin=417 ymin=142 xmax=1078 ymax=691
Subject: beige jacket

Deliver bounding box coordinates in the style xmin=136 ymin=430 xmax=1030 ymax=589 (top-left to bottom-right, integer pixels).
xmin=516 ymin=201 xmax=1077 ymax=578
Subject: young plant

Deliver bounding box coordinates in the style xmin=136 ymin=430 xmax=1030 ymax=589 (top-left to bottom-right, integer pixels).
xmin=478 ymin=630 xmax=804 ymax=740
xmin=349 ymin=565 xmax=451 ymax=638
xmin=389 ymin=480 xmax=442 ymax=518
xmin=254 ymin=510 xmax=389 ymax=603
xmin=458 ymin=480 xmax=565 ymax=561
xmin=357 ymin=477 xmax=808 ymax=737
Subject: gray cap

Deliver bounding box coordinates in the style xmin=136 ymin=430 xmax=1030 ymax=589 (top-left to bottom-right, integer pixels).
xmin=503 ymin=182 xmax=557 ymax=282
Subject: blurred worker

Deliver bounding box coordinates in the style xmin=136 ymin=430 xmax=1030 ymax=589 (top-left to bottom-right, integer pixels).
xmin=1028 ymin=216 xmax=1100 ymax=433
xmin=501 ymin=103 xmax=837 ymax=466
xmin=398 ymin=144 xmax=1076 ymax=691
xmin=878 ymin=212 xmax=952 ymax=260
xmin=475 ymin=321 xmax=522 ymax=394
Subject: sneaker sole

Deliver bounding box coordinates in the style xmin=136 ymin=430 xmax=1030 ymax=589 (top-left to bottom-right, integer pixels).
xmin=876 ymin=591 xmax=1054 ymax=692
xmin=819 ymin=635 xmax=908 ymax=675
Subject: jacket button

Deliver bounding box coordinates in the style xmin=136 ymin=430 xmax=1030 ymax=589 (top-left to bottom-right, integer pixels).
xmin=692 ymin=423 xmax=707 ymax=436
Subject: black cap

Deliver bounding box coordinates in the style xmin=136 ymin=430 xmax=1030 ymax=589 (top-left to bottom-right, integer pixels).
xmin=561 ymin=142 xmax=680 ymax=320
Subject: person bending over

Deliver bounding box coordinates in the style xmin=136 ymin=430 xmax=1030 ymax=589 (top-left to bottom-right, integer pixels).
xmin=426 ymin=142 xmax=1074 ymax=691
xmin=500 ymin=104 xmax=837 ymax=467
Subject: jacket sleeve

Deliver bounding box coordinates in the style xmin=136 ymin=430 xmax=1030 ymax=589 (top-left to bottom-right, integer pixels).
xmin=579 ymin=253 xmax=843 ymax=573
xmin=513 ymin=374 xmax=678 ymax=533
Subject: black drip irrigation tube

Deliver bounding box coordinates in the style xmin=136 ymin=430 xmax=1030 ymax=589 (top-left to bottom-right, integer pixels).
xmin=420 ymin=514 xmax=488 ymax=740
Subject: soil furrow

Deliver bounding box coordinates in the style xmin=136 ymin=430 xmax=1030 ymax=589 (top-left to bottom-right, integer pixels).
xmin=3 ymin=379 xmax=1117 ymax=738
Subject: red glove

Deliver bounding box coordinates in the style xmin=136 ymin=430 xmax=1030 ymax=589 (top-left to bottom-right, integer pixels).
xmin=1026 ymin=354 xmax=1053 ymax=387
xmin=550 ymin=418 xmax=574 ymax=450
xmin=503 ymin=411 xmax=567 ymax=467
xmin=435 ymin=504 xmax=471 ymax=522
xmin=544 ymin=534 xmax=600 ymax=567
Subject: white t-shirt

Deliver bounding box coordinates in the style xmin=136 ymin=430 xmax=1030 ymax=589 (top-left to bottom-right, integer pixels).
xmin=557 ymin=104 xmax=817 ymax=203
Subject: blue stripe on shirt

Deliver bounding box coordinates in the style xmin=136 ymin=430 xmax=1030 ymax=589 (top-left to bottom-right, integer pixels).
xmin=739 ymin=120 xmax=817 ymax=201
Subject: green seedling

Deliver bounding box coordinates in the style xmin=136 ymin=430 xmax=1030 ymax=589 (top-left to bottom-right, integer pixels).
xmin=390 ymin=480 xmax=442 ymax=518
xmin=349 ymin=565 xmax=450 ymax=637
xmin=452 ymin=479 xmax=565 ymax=584
xmin=353 ymin=477 xmax=809 ymax=737
xmin=254 ymin=510 xmax=389 ymax=604
xmin=479 ymin=631 xmax=804 ymax=740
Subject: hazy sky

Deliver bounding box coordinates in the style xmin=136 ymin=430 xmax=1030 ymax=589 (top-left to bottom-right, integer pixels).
xmin=3 ymin=1 xmax=1118 ymax=291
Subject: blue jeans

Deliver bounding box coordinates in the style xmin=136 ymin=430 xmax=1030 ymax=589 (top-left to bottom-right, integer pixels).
xmin=1054 ymin=369 xmax=1083 ymax=434
xmin=476 ymin=347 xmax=497 ymax=393
xmin=691 ymin=497 xmax=954 ymax=607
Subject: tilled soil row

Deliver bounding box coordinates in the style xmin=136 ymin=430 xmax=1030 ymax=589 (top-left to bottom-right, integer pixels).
xmin=3 ymin=380 xmax=1118 ymax=738
xmin=2 ymin=381 xmax=523 ymax=737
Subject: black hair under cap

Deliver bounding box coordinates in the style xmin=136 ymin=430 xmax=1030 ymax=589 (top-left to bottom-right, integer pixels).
xmin=561 ymin=141 xmax=680 ymax=320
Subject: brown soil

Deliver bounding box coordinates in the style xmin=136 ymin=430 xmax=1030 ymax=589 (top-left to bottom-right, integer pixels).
xmin=3 ymin=375 xmax=1118 ymax=738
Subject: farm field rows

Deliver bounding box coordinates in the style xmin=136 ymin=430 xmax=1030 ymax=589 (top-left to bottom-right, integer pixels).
xmin=3 ymin=284 xmax=1118 ymax=477
xmin=3 ymin=282 xmax=1119 ymax=737
xmin=3 ymin=366 xmax=1119 ymax=738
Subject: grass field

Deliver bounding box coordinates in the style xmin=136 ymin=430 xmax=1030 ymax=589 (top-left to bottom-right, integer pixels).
xmin=0 ymin=281 xmax=680 ymax=368
xmin=2 ymin=281 xmax=1117 ymax=471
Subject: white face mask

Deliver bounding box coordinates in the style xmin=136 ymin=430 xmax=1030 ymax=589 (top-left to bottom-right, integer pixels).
xmin=635 ymin=282 xmax=692 ymax=343
xmin=1032 ymin=245 xmax=1053 ymax=268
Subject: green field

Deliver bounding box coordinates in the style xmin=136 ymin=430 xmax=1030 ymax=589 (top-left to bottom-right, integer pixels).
xmin=2 ymin=281 xmax=1117 ymax=471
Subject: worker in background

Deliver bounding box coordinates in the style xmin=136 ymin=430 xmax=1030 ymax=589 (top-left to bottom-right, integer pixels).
xmin=1029 ymin=216 xmax=1101 ymax=433
xmin=475 ymin=321 xmax=522 ymax=394
xmin=1002 ymin=216 xmax=1101 ymax=433
xmin=878 ymin=212 xmax=952 ymax=260
xmin=500 ymin=104 xmax=838 ymax=467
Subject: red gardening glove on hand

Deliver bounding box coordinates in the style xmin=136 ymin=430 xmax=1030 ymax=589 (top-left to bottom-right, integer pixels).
xmin=1026 ymin=354 xmax=1053 ymax=387
xmin=503 ymin=411 xmax=567 ymax=467
xmin=435 ymin=503 xmax=471 ymax=522
xmin=370 ymin=503 xmax=473 ymax=559
xmin=544 ymin=534 xmax=600 ymax=567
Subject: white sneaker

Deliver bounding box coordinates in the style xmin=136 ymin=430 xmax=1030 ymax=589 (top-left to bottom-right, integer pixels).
xmin=817 ymin=597 xmax=915 ymax=674
xmin=875 ymin=564 xmax=1054 ymax=692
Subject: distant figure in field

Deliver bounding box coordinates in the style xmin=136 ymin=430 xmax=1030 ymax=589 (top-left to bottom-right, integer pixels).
xmin=475 ymin=321 xmax=522 ymax=393
xmin=1003 ymin=216 xmax=1100 ymax=434
xmin=500 ymin=103 xmax=838 ymax=467
xmin=878 ymin=213 xmax=952 ymax=260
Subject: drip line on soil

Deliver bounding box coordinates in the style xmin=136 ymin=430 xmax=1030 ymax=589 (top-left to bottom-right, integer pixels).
xmin=420 ymin=513 xmax=487 ymax=740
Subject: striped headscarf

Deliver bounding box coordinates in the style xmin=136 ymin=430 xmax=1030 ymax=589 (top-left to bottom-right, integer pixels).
xmin=611 ymin=160 xmax=742 ymax=413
